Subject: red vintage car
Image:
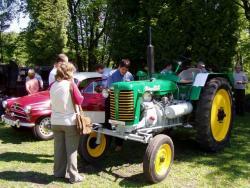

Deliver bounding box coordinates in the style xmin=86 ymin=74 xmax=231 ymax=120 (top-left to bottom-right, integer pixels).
xmin=1 ymin=72 xmax=106 ymax=140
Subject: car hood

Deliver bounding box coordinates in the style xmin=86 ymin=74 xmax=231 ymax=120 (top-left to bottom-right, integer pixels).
xmin=11 ymin=91 xmax=50 ymax=109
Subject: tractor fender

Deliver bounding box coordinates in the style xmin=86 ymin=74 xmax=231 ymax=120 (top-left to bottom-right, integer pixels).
xmin=190 ymin=73 xmax=233 ymax=100
xmin=193 ymin=73 xmax=210 ymax=87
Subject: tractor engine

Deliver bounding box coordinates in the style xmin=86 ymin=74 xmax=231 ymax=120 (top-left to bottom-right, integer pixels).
xmin=138 ymin=94 xmax=193 ymax=129
xmin=108 ymin=78 xmax=194 ymax=131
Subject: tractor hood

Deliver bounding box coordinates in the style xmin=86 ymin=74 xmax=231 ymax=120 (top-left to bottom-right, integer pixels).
xmin=112 ymin=79 xmax=177 ymax=95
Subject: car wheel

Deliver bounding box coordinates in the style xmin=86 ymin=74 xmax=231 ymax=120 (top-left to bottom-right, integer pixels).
xmin=33 ymin=117 xmax=53 ymax=140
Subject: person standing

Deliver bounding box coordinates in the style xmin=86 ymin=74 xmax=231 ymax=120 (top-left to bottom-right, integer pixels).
xmin=161 ymin=62 xmax=173 ymax=74
xmin=49 ymin=54 xmax=68 ymax=85
xmin=107 ymin=59 xmax=134 ymax=88
xmin=95 ymin=64 xmax=112 ymax=88
xmin=25 ymin=69 xmax=40 ymax=95
xmin=233 ymin=64 xmax=248 ymax=116
xmin=7 ymin=60 xmax=19 ymax=96
xmin=197 ymin=61 xmax=208 ymax=73
xmin=50 ymin=62 xmax=84 ymax=183
xmin=106 ymin=59 xmax=134 ymax=151
xmin=26 ymin=66 xmax=43 ymax=90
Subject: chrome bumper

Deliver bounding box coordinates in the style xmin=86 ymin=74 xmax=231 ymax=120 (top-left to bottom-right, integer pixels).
xmin=1 ymin=115 xmax=35 ymax=128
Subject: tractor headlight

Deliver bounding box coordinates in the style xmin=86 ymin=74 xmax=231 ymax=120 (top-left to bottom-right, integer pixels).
xmin=102 ymin=89 xmax=109 ymax=98
xmin=143 ymin=92 xmax=152 ymax=102
xmin=2 ymin=100 xmax=7 ymax=109
xmin=24 ymin=105 xmax=32 ymax=114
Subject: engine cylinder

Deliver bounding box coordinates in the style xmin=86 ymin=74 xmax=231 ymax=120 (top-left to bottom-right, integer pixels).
xmin=165 ymin=102 xmax=193 ymax=119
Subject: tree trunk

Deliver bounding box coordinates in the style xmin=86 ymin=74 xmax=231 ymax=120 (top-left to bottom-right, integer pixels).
xmin=68 ymin=0 xmax=83 ymax=71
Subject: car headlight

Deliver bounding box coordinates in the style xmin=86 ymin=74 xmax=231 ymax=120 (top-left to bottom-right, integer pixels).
xmin=102 ymin=89 xmax=109 ymax=98
xmin=143 ymin=92 xmax=152 ymax=102
xmin=2 ymin=100 xmax=7 ymax=108
xmin=24 ymin=105 xmax=32 ymax=114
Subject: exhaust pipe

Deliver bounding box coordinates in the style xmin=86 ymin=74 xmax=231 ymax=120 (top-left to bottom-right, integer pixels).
xmin=147 ymin=27 xmax=155 ymax=80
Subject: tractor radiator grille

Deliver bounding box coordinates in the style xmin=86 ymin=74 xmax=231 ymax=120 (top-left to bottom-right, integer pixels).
xmin=110 ymin=90 xmax=134 ymax=121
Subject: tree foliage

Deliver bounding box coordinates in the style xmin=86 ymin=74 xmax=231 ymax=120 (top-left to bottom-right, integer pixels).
xmin=2 ymin=0 xmax=246 ymax=74
xmin=0 ymin=32 xmax=29 ymax=65
xmin=107 ymin=0 xmax=240 ymax=72
xmin=0 ymin=0 xmax=25 ymax=63
xmin=25 ymin=0 xmax=68 ymax=65
xmin=67 ymin=0 xmax=108 ymax=71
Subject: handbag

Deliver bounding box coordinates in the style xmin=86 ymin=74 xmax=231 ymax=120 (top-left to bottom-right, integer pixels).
xmin=70 ymin=82 xmax=92 ymax=134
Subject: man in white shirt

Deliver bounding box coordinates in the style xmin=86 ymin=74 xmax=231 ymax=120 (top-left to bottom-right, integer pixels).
xmin=233 ymin=64 xmax=248 ymax=116
xmin=49 ymin=54 xmax=69 ymax=85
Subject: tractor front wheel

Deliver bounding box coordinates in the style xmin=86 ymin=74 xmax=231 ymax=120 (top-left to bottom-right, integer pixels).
xmin=143 ymin=134 xmax=174 ymax=183
xmin=78 ymin=132 xmax=110 ymax=163
xmin=195 ymin=77 xmax=233 ymax=152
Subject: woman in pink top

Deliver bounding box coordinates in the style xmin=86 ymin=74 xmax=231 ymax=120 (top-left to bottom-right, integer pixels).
xmin=50 ymin=62 xmax=84 ymax=184
xmin=25 ymin=69 xmax=40 ymax=95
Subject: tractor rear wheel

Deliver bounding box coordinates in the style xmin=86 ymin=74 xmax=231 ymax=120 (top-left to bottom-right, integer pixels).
xmin=78 ymin=132 xmax=110 ymax=163
xmin=195 ymin=77 xmax=233 ymax=152
xmin=143 ymin=134 xmax=174 ymax=183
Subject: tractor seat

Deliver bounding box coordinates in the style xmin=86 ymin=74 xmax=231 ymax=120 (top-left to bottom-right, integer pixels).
xmin=178 ymin=68 xmax=201 ymax=85
xmin=178 ymin=79 xmax=193 ymax=84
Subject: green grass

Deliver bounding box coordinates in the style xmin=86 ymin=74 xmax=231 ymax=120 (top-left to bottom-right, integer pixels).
xmin=0 ymin=114 xmax=249 ymax=188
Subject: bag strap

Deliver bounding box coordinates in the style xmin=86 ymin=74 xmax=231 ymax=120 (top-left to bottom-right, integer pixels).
xmin=69 ymin=81 xmax=85 ymax=116
xmin=69 ymin=81 xmax=78 ymax=114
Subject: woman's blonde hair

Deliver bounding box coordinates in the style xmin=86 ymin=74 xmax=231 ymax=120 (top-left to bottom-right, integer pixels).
xmin=28 ymin=69 xmax=35 ymax=79
xmin=55 ymin=62 xmax=76 ymax=81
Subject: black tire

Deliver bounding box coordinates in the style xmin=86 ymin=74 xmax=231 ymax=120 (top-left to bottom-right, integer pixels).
xmin=10 ymin=126 xmax=19 ymax=130
xmin=195 ymin=77 xmax=233 ymax=152
xmin=78 ymin=132 xmax=110 ymax=163
xmin=143 ymin=134 xmax=174 ymax=183
xmin=32 ymin=117 xmax=53 ymax=141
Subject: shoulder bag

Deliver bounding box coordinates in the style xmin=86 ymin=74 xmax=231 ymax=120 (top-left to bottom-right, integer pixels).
xmin=70 ymin=82 xmax=92 ymax=134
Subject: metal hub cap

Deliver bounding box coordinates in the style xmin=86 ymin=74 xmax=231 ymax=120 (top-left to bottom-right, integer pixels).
xmin=39 ymin=118 xmax=53 ymax=136
xmin=87 ymin=132 xmax=107 ymax=158
xmin=155 ymin=144 xmax=172 ymax=176
xmin=211 ymin=89 xmax=231 ymax=142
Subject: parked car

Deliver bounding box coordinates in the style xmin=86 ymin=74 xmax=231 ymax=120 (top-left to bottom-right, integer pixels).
xmin=1 ymin=72 xmax=106 ymax=140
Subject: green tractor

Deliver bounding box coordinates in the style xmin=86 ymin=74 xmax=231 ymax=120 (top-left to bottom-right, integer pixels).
xmin=78 ymin=29 xmax=234 ymax=183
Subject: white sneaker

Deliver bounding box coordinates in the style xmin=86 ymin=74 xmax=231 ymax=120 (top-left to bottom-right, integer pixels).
xmin=69 ymin=175 xmax=84 ymax=184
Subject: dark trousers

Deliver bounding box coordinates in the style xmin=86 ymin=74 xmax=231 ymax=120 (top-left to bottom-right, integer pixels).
xmin=105 ymin=96 xmax=123 ymax=146
xmin=105 ymin=96 xmax=110 ymax=124
xmin=234 ymin=89 xmax=245 ymax=115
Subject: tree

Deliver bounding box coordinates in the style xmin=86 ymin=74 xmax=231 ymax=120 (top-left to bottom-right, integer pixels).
xmin=106 ymin=0 xmax=148 ymax=72
xmin=0 ymin=32 xmax=28 ymax=65
xmin=233 ymin=0 xmax=250 ymax=21
xmin=26 ymin=0 xmax=68 ymax=65
xmin=107 ymin=0 xmax=240 ymax=72
xmin=67 ymin=0 xmax=108 ymax=71
xmin=0 ymin=0 xmax=24 ymax=63
xmin=235 ymin=4 xmax=250 ymax=72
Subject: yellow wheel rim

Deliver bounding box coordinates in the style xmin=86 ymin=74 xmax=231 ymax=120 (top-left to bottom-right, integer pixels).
xmin=87 ymin=132 xmax=107 ymax=158
xmin=211 ymin=89 xmax=231 ymax=142
xmin=154 ymin=144 xmax=172 ymax=176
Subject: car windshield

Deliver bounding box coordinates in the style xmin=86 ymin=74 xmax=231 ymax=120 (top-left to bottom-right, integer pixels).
xmin=178 ymin=68 xmax=201 ymax=82
xmin=84 ymin=79 xmax=106 ymax=94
